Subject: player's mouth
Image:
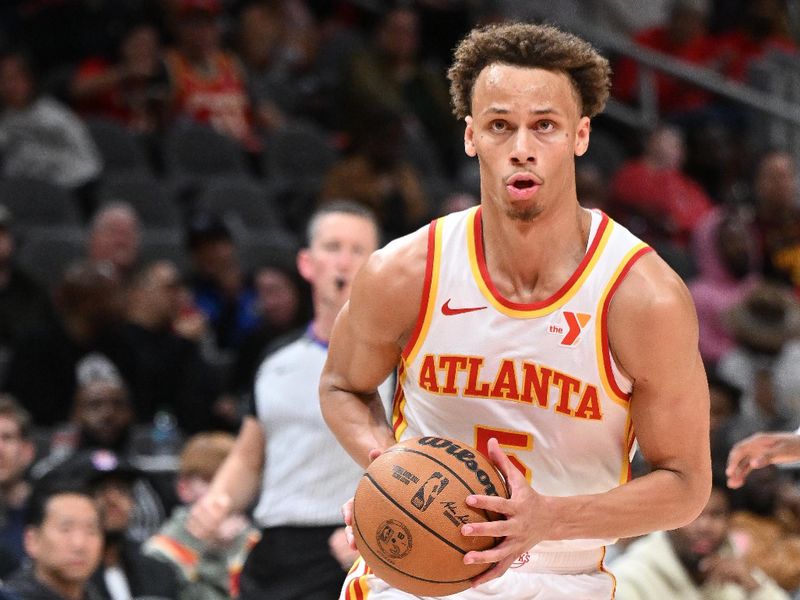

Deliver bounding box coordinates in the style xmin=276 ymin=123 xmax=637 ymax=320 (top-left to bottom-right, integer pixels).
xmin=505 ymin=173 xmax=541 ymax=200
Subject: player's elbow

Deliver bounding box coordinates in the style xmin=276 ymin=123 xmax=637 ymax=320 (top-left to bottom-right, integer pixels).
xmin=673 ymin=468 xmax=712 ymax=528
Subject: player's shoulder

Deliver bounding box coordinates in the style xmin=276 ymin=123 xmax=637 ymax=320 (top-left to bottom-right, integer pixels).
xmin=612 ymin=250 xmax=695 ymax=322
xmin=355 ymin=223 xmax=431 ymax=298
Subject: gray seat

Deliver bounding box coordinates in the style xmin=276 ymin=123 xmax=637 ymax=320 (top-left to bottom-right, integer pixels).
xmin=239 ymin=230 xmax=300 ymax=274
xmin=195 ymin=177 xmax=284 ymax=234
xmin=96 ymin=174 xmax=183 ymax=230
xmin=263 ymin=123 xmax=339 ymax=183
xmin=0 ymin=177 xmax=81 ymax=232
xmin=87 ymin=119 xmax=152 ymax=176
xmin=139 ymin=229 xmax=190 ymax=274
xmin=163 ymin=123 xmax=249 ymax=179
xmin=16 ymin=226 xmax=87 ymax=288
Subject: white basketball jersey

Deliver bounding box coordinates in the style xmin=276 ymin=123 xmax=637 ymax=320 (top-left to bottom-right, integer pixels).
xmin=393 ymin=206 xmax=652 ymax=554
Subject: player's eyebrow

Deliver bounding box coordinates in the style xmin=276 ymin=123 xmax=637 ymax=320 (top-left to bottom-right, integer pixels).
xmin=480 ymin=106 xmax=562 ymax=116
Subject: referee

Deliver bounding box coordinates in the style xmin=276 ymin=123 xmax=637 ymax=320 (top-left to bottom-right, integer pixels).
xmin=187 ymin=201 xmax=387 ymax=599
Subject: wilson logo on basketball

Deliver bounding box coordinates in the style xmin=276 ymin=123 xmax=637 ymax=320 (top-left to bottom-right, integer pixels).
xmin=410 ymin=472 xmax=449 ymax=512
xmin=547 ymin=311 xmax=591 ymax=346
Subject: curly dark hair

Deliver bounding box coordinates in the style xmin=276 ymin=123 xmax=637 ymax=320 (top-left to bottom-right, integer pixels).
xmin=447 ymin=22 xmax=611 ymax=120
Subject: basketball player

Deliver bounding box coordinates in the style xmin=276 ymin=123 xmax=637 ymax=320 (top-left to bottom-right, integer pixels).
xmin=186 ymin=201 xmax=387 ymax=599
xmin=320 ymin=22 xmax=711 ymax=599
xmin=727 ymin=430 xmax=800 ymax=489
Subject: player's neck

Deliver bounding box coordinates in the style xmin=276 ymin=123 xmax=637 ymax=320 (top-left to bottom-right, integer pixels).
xmin=479 ymin=202 xmax=590 ymax=302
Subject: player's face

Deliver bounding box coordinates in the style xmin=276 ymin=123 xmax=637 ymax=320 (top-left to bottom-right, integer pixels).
xmin=464 ymin=64 xmax=590 ymax=222
xmin=299 ymin=213 xmax=378 ymax=308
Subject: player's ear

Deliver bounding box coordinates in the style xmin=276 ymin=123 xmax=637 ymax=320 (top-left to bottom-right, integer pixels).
xmin=464 ymin=116 xmax=476 ymax=158
xmin=297 ymin=248 xmax=313 ymax=283
xmin=574 ymin=116 xmax=591 ymax=157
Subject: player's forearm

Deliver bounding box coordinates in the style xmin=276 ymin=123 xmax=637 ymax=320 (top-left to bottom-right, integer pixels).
xmin=543 ymin=466 xmax=710 ymax=541
xmin=321 ymin=384 xmax=395 ymax=468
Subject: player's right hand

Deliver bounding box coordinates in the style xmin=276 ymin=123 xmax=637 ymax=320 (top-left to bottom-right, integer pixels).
xmin=726 ymin=431 xmax=800 ymax=489
xmin=342 ymin=447 xmax=384 ymax=551
xmin=187 ymin=492 xmax=231 ymax=542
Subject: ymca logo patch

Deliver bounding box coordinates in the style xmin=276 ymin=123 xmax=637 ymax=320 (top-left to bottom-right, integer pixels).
xmin=546 ymin=311 xmax=591 ymax=346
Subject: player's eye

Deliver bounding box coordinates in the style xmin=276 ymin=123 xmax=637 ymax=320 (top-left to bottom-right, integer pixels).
xmin=489 ymin=120 xmax=508 ymax=132
xmin=537 ymin=120 xmax=555 ymax=131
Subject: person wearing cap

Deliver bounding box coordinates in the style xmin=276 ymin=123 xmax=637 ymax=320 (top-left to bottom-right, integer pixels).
xmin=44 ymin=449 xmax=178 ymax=600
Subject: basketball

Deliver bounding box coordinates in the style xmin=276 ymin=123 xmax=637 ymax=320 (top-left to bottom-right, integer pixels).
xmin=352 ymin=436 xmax=509 ymax=596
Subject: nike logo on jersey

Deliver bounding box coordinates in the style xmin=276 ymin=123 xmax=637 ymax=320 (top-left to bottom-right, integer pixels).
xmin=547 ymin=311 xmax=591 ymax=346
xmin=441 ymin=299 xmax=487 ymax=316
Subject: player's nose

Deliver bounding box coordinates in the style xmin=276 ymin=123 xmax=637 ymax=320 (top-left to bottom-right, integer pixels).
xmin=509 ymin=129 xmax=535 ymax=164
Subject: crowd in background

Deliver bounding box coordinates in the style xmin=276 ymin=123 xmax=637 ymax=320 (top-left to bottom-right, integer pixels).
xmin=0 ymin=0 xmax=799 ymax=598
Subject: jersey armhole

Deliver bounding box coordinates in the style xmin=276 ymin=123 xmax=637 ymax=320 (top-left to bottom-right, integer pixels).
xmin=401 ymin=218 xmax=441 ymax=362
xmin=596 ymin=244 xmax=654 ymax=404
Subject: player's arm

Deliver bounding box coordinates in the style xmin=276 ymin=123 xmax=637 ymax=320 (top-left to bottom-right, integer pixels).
xmin=320 ymin=229 xmax=427 ymax=467
xmin=186 ymin=416 xmax=265 ymax=540
xmin=463 ymin=253 xmax=711 ymax=582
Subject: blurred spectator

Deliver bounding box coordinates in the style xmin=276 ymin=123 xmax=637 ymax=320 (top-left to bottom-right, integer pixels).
xmin=320 ymin=108 xmax=429 ymax=240
xmin=71 ymin=22 xmax=170 ymax=135
xmin=714 ymin=0 xmax=797 ymax=82
xmin=575 ymin=163 xmax=610 ymax=212
xmin=613 ymin=0 xmax=717 ymax=115
xmin=0 ymin=50 xmax=103 ymax=214
xmin=227 ymin=260 xmax=310 ymax=401
xmin=611 ymin=482 xmax=789 ymax=599
xmin=32 ymin=358 xmax=167 ymax=545
xmin=144 ymin=432 xmax=260 ymax=600
xmin=0 ymin=396 xmax=35 ymax=578
xmin=717 ymin=283 xmax=800 ymax=428
xmin=745 ymin=150 xmax=800 ymax=290
xmin=609 ymin=124 xmax=714 ymax=246
xmin=2 ymin=261 xmax=135 ymax=426
xmin=340 ymin=4 xmax=458 ymax=172
xmin=123 ymin=260 xmax=219 ymax=432
xmin=3 ymin=482 xmax=104 ymax=600
xmin=86 ymin=202 xmax=142 ymax=282
xmin=708 ymin=372 xmax=745 ymax=480
xmin=689 ymin=208 xmax=760 ymax=365
xmin=439 ymin=190 xmax=479 ymax=216
xmin=728 ymin=465 xmax=800 ymax=593
xmin=48 ymin=450 xmax=178 ymax=600
xmin=186 ymin=215 xmax=258 ymax=353
xmin=0 ymin=205 xmax=53 ymax=377
xmin=164 ymin=0 xmax=261 ymax=152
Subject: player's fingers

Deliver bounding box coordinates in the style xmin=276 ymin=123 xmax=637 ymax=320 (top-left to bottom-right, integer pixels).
xmin=368 ymin=448 xmax=383 ymax=463
xmin=465 ymin=493 xmax=508 ymax=515
xmin=463 ymin=540 xmax=514 ymax=566
xmin=341 ymin=498 xmax=355 ymax=526
xmin=461 ymin=518 xmax=508 ymax=539
xmin=469 ymin=556 xmax=514 ymax=587
xmin=345 ymin=524 xmax=356 ymax=550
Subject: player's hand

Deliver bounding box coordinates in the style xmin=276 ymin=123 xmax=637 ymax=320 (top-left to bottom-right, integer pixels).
xmin=343 ymin=448 xmax=384 ymax=551
xmin=460 ymin=438 xmax=547 ymax=586
xmin=329 ymin=526 xmax=359 ymax=570
xmin=726 ymin=432 xmax=800 ymax=489
xmin=187 ymin=492 xmax=231 ymax=542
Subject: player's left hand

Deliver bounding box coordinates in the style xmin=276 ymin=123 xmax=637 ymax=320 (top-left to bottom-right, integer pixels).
xmin=460 ymin=437 xmax=548 ymax=587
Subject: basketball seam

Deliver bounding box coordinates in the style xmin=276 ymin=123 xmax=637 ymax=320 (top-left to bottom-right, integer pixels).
xmin=353 ymin=482 xmax=476 ymax=586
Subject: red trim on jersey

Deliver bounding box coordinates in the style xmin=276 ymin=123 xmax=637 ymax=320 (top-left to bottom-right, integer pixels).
xmin=391 ymin=364 xmax=406 ymax=434
xmin=473 ymin=208 xmax=610 ymax=311
xmin=600 ymin=246 xmax=654 ymax=400
xmin=401 ymin=219 xmax=438 ymax=359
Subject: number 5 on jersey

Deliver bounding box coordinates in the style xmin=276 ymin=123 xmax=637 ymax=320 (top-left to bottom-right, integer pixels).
xmin=475 ymin=425 xmax=533 ymax=483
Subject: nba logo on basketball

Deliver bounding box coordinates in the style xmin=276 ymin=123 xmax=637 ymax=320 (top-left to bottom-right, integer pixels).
xmin=411 ymin=472 xmax=449 ymax=511
xmin=547 ymin=311 xmax=591 ymax=346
